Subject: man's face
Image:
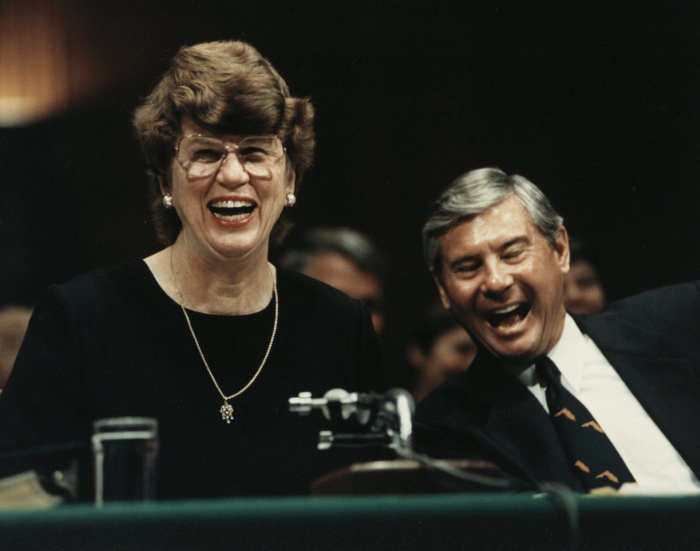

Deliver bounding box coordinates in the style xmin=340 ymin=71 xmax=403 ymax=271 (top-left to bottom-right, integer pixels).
xmin=436 ymin=195 xmax=570 ymax=366
xmin=305 ymin=251 xmax=385 ymax=335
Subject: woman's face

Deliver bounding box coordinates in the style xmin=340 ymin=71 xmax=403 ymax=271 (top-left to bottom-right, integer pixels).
xmin=166 ymin=119 xmax=293 ymax=261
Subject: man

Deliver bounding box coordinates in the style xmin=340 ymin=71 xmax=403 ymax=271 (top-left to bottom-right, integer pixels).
xmin=415 ymin=167 xmax=700 ymax=494
xmin=278 ymin=227 xmax=387 ymax=335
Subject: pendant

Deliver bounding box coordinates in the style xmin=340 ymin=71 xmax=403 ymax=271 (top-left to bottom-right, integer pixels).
xmin=220 ymin=401 xmax=234 ymax=424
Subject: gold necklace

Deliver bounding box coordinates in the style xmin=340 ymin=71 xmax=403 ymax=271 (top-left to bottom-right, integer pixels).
xmin=169 ymin=246 xmax=278 ymax=423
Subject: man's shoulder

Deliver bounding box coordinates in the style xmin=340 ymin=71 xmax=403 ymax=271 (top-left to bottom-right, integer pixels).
xmin=573 ymin=281 xmax=700 ymax=359
xmin=587 ymin=280 xmax=700 ymax=330
xmin=611 ymin=280 xmax=700 ymax=312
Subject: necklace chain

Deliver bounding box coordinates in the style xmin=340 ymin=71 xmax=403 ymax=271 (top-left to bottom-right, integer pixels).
xmin=169 ymin=246 xmax=278 ymax=422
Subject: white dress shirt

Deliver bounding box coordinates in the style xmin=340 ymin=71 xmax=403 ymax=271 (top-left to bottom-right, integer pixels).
xmin=507 ymin=314 xmax=700 ymax=495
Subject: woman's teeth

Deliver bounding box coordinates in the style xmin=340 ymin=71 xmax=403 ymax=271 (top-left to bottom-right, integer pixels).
xmin=208 ymin=200 xmax=256 ymax=221
xmin=211 ymin=200 xmax=254 ymax=208
xmin=214 ymin=212 xmax=250 ymax=221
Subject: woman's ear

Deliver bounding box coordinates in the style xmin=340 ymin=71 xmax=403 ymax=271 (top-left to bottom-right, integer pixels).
xmin=286 ymin=170 xmax=296 ymax=195
xmin=158 ymin=175 xmax=169 ymax=196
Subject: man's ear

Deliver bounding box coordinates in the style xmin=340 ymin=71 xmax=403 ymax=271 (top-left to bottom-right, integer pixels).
xmin=554 ymin=225 xmax=571 ymax=274
xmin=434 ymin=276 xmax=452 ymax=310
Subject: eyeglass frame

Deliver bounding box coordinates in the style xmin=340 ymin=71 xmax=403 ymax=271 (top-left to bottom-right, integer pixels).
xmin=173 ymin=134 xmax=287 ymax=178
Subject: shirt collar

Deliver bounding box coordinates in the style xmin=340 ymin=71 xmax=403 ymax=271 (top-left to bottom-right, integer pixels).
xmin=503 ymin=313 xmax=586 ymax=392
xmin=547 ymin=313 xmax=586 ymax=392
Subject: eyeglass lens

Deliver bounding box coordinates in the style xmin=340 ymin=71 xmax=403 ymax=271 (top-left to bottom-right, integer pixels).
xmin=177 ymin=136 xmax=282 ymax=178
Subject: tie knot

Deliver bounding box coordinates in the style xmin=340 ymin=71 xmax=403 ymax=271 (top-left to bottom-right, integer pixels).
xmin=535 ymin=356 xmax=560 ymax=386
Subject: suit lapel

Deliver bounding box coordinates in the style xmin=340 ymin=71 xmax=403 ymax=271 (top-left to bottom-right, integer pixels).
xmin=452 ymin=355 xmax=585 ymax=489
xmin=574 ymin=313 xmax=700 ymax=477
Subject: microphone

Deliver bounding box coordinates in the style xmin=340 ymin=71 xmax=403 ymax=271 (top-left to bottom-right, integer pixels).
xmin=289 ymin=388 xmax=416 ymax=453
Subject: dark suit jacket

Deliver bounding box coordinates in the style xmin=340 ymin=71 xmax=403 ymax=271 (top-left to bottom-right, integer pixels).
xmin=414 ymin=281 xmax=700 ymax=491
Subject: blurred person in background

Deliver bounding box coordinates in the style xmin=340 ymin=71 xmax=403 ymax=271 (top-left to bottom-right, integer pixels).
xmin=0 ymin=41 xmax=383 ymax=500
xmin=405 ymin=302 xmax=476 ymax=402
xmin=278 ymin=227 xmax=387 ymax=336
xmin=0 ymin=306 xmax=32 ymax=395
xmin=563 ymin=238 xmax=606 ymax=314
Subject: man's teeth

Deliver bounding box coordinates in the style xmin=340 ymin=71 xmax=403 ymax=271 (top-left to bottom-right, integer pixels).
xmin=486 ymin=303 xmax=530 ymax=328
xmin=490 ymin=304 xmax=520 ymax=315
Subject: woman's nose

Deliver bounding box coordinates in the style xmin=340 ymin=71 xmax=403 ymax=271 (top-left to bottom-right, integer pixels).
xmin=216 ymin=153 xmax=250 ymax=186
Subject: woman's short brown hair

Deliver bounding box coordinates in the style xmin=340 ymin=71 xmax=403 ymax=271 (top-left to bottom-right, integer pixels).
xmin=133 ymin=40 xmax=315 ymax=245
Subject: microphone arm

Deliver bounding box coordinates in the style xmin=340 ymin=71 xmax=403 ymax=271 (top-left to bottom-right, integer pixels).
xmin=290 ymin=388 xmax=527 ymax=493
xmin=289 ymin=388 xmax=416 ymax=454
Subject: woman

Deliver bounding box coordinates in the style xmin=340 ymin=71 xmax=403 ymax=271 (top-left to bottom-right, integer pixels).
xmin=0 ymin=41 xmax=383 ymax=500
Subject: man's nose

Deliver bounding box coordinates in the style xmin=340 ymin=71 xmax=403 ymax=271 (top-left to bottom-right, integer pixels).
xmin=481 ymin=261 xmax=514 ymax=296
xmin=216 ymin=152 xmax=250 ymax=186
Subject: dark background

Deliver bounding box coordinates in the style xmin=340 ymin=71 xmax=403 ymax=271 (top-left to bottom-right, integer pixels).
xmin=1 ymin=0 xmax=699 ymax=383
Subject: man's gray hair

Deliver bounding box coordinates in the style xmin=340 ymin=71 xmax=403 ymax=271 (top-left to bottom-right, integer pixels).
xmin=423 ymin=167 xmax=564 ymax=279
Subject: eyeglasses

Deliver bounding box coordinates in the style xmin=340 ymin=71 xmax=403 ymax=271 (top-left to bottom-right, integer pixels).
xmin=174 ymin=135 xmax=284 ymax=179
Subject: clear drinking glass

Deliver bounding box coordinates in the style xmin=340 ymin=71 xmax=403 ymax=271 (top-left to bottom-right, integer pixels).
xmin=92 ymin=417 xmax=158 ymax=505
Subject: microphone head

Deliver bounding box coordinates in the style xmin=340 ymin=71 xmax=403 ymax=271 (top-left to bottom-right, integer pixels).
xmin=383 ymin=388 xmax=416 ymax=416
xmin=321 ymin=388 xmax=354 ymax=421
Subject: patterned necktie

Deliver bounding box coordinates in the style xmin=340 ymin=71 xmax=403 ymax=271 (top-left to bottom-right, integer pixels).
xmin=535 ymin=356 xmax=635 ymax=491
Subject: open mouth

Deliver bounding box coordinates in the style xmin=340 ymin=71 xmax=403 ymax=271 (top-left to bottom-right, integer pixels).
xmin=208 ymin=200 xmax=257 ymax=221
xmin=485 ymin=303 xmax=531 ymax=329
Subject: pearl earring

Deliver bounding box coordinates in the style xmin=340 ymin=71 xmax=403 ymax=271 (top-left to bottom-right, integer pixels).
xmin=163 ymin=194 xmax=173 ymax=209
xmin=285 ymin=193 xmax=296 ymax=207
